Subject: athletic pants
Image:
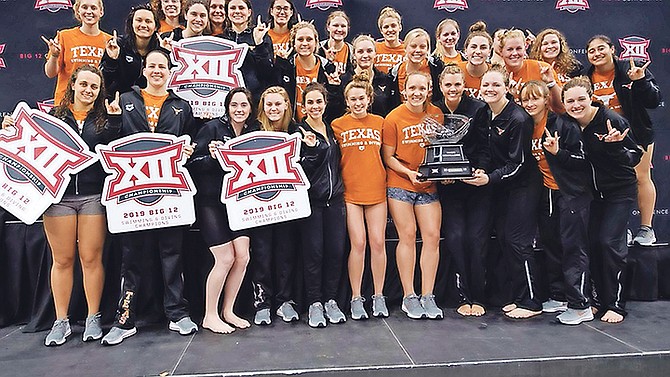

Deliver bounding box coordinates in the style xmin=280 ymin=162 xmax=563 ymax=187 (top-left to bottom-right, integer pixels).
xmin=538 ymin=188 xmax=591 ymax=309
xmin=494 ymin=180 xmax=542 ymax=311
xmin=299 ymin=199 xmax=347 ymax=305
xmin=589 ymin=188 xmax=635 ymax=317
xmin=250 ymin=221 xmax=298 ymax=310
xmin=439 ymin=184 xmax=492 ymax=306
xmin=115 ymin=227 xmax=190 ymax=329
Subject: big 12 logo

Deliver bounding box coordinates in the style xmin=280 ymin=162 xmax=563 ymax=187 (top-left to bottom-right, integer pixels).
xmin=34 ymin=0 xmax=73 ymax=12
xmin=0 ymin=102 xmax=97 ymax=224
xmin=434 ymin=0 xmax=468 ymax=13
xmin=555 ymin=0 xmax=589 ymax=13
xmin=168 ymin=36 xmax=248 ymax=118
xmin=619 ymin=36 xmax=651 ymax=61
xmin=306 ymin=0 xmax=342 ymax=11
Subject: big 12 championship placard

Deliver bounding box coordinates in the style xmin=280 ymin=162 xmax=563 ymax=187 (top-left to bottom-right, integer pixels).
xmin=96 ymin=133 xmax=197 ymax=233
xmin=214 ymin=131 xmax=311 ymax=231
xmin=0 ymin=102 xmax=98 ymax=224
xmin=168 ymin=36 xmax=249 ymax=118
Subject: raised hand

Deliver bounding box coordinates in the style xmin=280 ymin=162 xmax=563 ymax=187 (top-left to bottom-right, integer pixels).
xmin=158 ymin=32 xmax=175 ymax=52
xmin=627 ymin=57 xmax=650 ymax=81
xmin=525 ymin=29 xmax=536 ymax=49
xmin=1 ymin=115 xmax=15 ymax=130
xmin=543 ymin=128 xmax=559 ymax=155
xmin=540 ymin=62 xmax=557 ymax=85
xmin=508 ymin=71 xmax=522 ymax=99
xmin=105 ymin=91 xmax=122 ymax=115
xmin=41 ymin=34 xmax=61 ymax=58
xmin=299 ymin=126 xmax=318 ymax=147
xmin=326 ymin=71 xmax=341 ymax=86
xmin=596 ymin=119 xmax=629 ymax=143
xmin=106 ymin=30 xmax=120 ymax=60
xmin=253 ymin=15 xmax=269 ymax=46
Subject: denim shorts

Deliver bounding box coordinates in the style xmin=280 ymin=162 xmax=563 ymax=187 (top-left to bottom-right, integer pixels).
xmin=387 ymin=187 xmax=439 ymax=205
xmin=44 ymin=194 xmax=105 ymax=217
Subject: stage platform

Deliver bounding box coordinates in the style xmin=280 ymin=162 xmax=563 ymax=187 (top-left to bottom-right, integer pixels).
xmin=2 ymin=301 xmax=670 ymax=377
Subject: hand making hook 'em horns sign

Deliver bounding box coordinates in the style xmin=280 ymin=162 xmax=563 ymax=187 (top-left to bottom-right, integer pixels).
xmin=595 ymin=119 xmax=629 ymax=143
xmin=105 ymin=91 xmax=122 ymax=115
xmin=106 ymin=30 xmax=120 ymax=60
xmin=627 ymin=57 xmax=651 ymax=82
xmin=299 ymin=126 xmax=318 ymax=147
xmin=40 ymin=34 xmax=61 ymax=58
xmin=158 ymin=32 xmax=175 ymax=52
xmin=253 ymin=15 xmax=269 ymax=46
xmin=543 ymin=128 xmax=560 ymax=155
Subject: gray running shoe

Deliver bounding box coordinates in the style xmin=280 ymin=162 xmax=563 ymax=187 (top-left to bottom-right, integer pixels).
xmin=402 ymin=294 xmax=427 ymax=319
xmin=44 ymin=319 xmax=71 ymax=347
xmin=634 ymin=227 xmax=656 ymax=246
xmin=557 ymin=307 xmax=594 ymax=325
xmin=169 ymin=317 xmax=198 ymax=335
xmin=101 ymin=326 xmax=137 ymax=346
xmin=420 ymin=294 xmax=443 ymax=319
xmin=254 ymin=308 xmax=272 ymax=325
xmin=82 ymin=313 xmax=103 ymax=342
xmin=324 ymin=299 xmax=346 ymax=324
xmin=542 ymin=299 xmax=568 ymax=313
xmin=372 ymin=295 xmax=389 ymax=318
xmin=350 ymin=296 xmax=368 ymax=320
xmin=308 ymin=302 xmax=326 ymax=328
xmin=276 ymin=301 xmax=299 ymax=322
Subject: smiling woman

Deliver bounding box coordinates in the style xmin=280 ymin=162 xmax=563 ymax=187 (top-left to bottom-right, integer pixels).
xmin=151 ymin=0 xmax=186 ymax=33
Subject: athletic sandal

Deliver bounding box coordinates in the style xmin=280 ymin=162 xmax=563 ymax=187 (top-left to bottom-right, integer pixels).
xmin=600 ymin=310 xmax=625 ymax=324
xmin=324 ymin=299 xmax=346 ymax=324
xmin=542 ymin=299 xmax=568 ymax=313
xmin=505 ymin=308 xmax=542 ymax=319
xmin=371 ymin=295 xmax=389 ymax=318
xmin=557 ymin=308 xmax=594 ymax=325
xmin=350 ymin=297 xmax=368 ymax=320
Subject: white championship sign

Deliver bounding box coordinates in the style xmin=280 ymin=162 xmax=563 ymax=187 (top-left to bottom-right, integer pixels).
xmin=168 ymin=36 xmax=249 ymax=119
xmin=96 ymin=133 xmax=197 ymax=233
xmin=214 ymin=131 xmax=311 ymax=230
xmin=0 ymin=102 xmax=98 ymax=224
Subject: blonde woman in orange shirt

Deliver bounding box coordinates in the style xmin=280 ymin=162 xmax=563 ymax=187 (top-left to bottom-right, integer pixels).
xmin=43 ymin=0 xmax=111 ymax=105
xmin=374 ymin=7 xmax=404 ymax=74
xmin=332 ymin=73 xmax=388 ymax=320
xmin=382 ymin=71 xmax=443 ymax=320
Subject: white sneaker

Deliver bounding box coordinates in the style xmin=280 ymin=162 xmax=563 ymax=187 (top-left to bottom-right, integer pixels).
xmin=557 ymin=307 xmax=594 ymax=325
xmin=169 ymin=317 xmax=198 ymax=335
xmin=542 ymin=299 xmax=568 ymax=313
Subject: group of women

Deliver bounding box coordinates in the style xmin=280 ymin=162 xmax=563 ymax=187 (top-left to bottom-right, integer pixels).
xmin=3 ymin=0 xmax=660 ymax=346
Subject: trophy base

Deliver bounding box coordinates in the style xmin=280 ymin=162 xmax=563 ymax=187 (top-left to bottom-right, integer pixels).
xmin=418 ymin=162 xmax=473 ymax=181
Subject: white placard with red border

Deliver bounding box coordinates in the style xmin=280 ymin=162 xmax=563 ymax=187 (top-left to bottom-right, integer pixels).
xmin=167 ymin=36 xmax=249 ymax=119
xmin=214 ymin=131 xmax=311 ymax=230
xmin=0 ymin=102 xmax=98 ymax=224
xmin=96 ymin=133 xmax=197 ymax=233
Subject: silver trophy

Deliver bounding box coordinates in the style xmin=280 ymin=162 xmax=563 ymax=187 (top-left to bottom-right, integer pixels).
xmin=418 ymin=114 xmax=473 ymax=180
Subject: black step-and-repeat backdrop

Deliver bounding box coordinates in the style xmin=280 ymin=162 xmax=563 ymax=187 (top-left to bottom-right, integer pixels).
xmin=0 ymin=0 xmax=668 ymax=240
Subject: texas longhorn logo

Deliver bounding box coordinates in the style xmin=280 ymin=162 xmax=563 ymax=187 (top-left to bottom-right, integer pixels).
xmin=555 ymin=0 xmax=589 ymax=13
xmin=34 ymin=0 xmax=73 ymax=12
xmin=306 ymin=0 xmax=342 ymax=11
xmin=434 ymin=0 xmax=468 ymax=13
xmin=168 ymin=36 xmax=248 ymax=118
xmin=619 ymin=36 xmax=651 ymax=61
xmin=0 ymin=102 xmax=97 ymax=224
xmin=97 ymin=133 xmax=193 ymax=205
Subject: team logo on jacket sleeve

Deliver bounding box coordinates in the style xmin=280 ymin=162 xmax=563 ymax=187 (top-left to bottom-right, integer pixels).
xmin=34 ymin=0 xmax=72 ymax=12
xmin=213 ymin=131 xmax=311 ymax=230
xmin=555 ymin=0 xmax=589 ymax=13
xmin=619 ymin=36 xmax=651 ymax=61
xmin=96 ymin=133 xmax=197 ymax=233
xmin=434 ymin=0 xmax=468 ymax=12
xmin=0 ymin=102 xmax=97 ymax=224
xmin=168 ymin=36 xmax=248 ymax=118
xmin=306 ymin=0 xmax=342 ymax=11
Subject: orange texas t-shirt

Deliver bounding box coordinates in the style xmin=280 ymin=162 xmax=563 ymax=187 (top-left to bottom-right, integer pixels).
xmin=531 ymin=112 xmax=558 ymax=190
xmin=158 ymin=19 xmax=184 ymax=34
xmin=141 ymin=90 xmax=169 ymax=132
xmin=294 ymin=58 xmax=320 ymax=121
xmin=268 ymin=29 xmax=291 ymax=58
xmin=382 ymin=103 xmax=443 ymax=193
xmin=457 ymin=61 xmax=490 ymax=100
xmin=331 ymin=113 xmax=386 ymax=205
xmin=507 ymin=59 xmax=560 ymax=103
xmin=591 ymin=69 xmax=622 ymax=114
xmin=48 ymin=27 xmax=111 ymax=105
xmin=374 ymin=41 xmax=405 ymax=74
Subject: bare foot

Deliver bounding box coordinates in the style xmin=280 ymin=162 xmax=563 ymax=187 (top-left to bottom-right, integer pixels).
xmin=202 ymin=316 xmax=235 ymax=334
xmin=224 ymin=313 xmax=251 ymax=329
xmin=502 ymin=303 xmax=517 ymax=313
xmin=505 ymin=308 xmax=542 ymax=319
xmin=471 ymin=304 xmax=486 ymax=317
xmin=600 ymin=310 xmax=624 ymax=324
xmin=457 ymin=304 xmax=472 ymax=316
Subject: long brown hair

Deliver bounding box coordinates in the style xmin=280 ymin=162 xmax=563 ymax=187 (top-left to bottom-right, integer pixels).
xmin=55 ymin=65 xmax=107 ymax=133
xmin=529 ymin=29 xmax=580 ymax=75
